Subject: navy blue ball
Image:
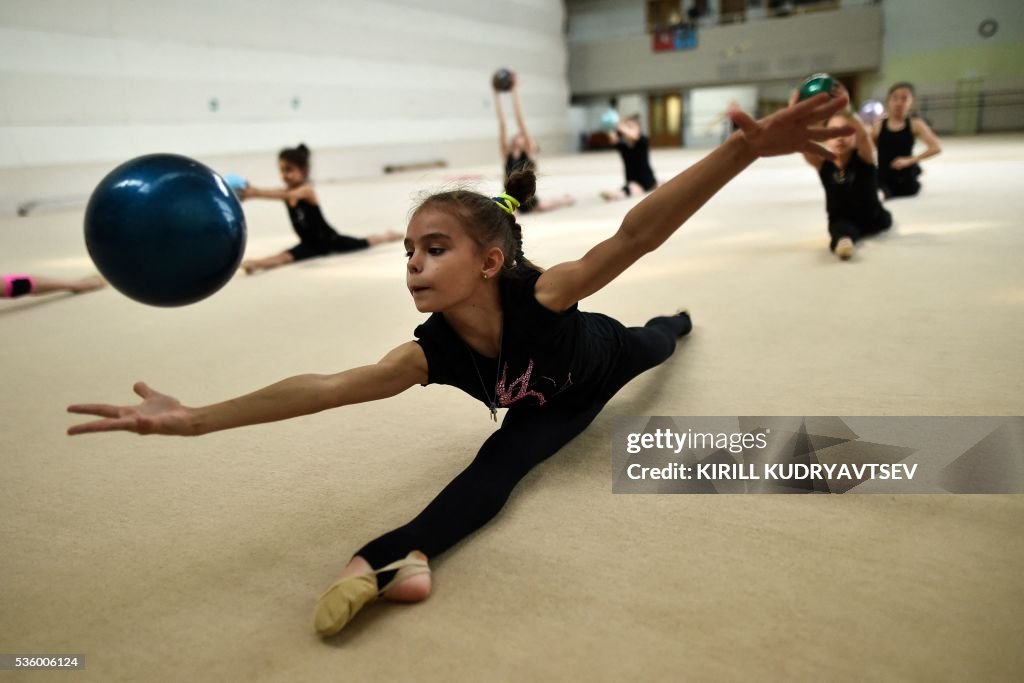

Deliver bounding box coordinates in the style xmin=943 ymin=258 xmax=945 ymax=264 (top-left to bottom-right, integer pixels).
xmin=84 ymin=154 xmax=246 ymax=307
xmin=492 ymin=68 xmax=514 ymax=92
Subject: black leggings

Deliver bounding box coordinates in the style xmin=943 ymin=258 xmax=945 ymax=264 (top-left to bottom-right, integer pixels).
xmin=288 ymin=233 xmax=370 ymax=262
xmin=357 ymin=313 xmax=692 ymax=580
xmin=828 ymin=209 xmax=893 ymax=251
xmin=879 ymin=166 xmax=921 ymax=198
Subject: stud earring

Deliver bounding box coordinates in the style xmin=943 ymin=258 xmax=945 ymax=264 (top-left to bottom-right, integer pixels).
xmin=482 ymin=273 xmax=489 ymax=280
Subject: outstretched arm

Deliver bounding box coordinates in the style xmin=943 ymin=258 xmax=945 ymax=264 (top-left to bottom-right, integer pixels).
xmin=494 ymin=90 xmax=509 ymax=158
xmin=702 ymin=112 xmax=725 ymax=135
xmin=509 ymin=82 xmax=538 ymax=156
xmin=535 ymin=94 xmax=852 ymax=312
xmin=242 ymin=184 xmax=314 ymax=204
xmin=789 ymin=90 xmax=824 ymax=170
xmin=67 ymin=342 xmax=428 ymax=436
xmin=852 ymin=114 xmax=877 ymax=166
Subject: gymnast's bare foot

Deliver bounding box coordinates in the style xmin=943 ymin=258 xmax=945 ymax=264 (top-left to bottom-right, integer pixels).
xmin=70 ymin=275 xmax=106 ymax=293
xmin=332 ymin=552 xmax=432 ymax=603
xmin=367 ymin=230 xmax=404 ymax=246
xmin=835 ymin=237 xmax=855 ymax=261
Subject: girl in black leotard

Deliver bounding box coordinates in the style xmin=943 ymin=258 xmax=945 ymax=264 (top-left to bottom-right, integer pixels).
xmin=67 ymin=94 xmax=853 ymax=638
xmin=872 ymin=82 xmax=942 ymax=199
xmin=240 ymin=144 xmax=401 ymax=274
xmin=601 ymin=116 xmax=659 ymax=201
xmin=797 ymin=105 xmax=892 ymax=260
xmin=493 ymin=74 xmax=574 ymax=214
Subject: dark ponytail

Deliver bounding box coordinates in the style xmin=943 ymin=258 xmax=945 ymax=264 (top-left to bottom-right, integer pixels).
xmin=278 ymin=143 xmax=311 ymax=171
xmin=502 ymin=165 xmax=540 ymax=274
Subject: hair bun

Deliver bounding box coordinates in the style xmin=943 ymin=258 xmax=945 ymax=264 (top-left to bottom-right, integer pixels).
xmin=504 ymin=163 xmax=537 ymax=206
xmin=278 ymin=144 xmax=312 ymax=170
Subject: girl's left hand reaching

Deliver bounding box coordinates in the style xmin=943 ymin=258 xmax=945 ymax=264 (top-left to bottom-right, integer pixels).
xmin=730 ymin=93 xmax=853 ymax=161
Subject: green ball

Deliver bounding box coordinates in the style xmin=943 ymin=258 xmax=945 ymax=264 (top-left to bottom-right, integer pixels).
xmin=798 ymin=73 xmax=837 ymax=101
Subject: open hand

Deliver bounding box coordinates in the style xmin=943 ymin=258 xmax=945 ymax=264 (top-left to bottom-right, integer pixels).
xmin=731 ymin=93 xmax=853 ymax=160
xmin=67 ymin=382 xmax=196 ymax=436
xmin=890 ymin=157 xmax=915 ymax=170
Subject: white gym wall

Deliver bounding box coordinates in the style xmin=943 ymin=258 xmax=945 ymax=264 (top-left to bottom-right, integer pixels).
xmin=0 ymin=0 xmax=573 ymax=214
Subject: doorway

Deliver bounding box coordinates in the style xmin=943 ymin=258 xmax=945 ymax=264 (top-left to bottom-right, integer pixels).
xmin=648 ymin=92 xmax=683 ymax=147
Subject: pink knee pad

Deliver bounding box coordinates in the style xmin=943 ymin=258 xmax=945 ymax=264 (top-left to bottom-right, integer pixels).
xmin=2 ymin=274 xmax=35 ymax=298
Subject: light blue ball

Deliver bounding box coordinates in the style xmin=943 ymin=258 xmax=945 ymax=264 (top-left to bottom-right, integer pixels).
xmin=600 ymin=109 xmax=620 ymax=132
xmin=222 ymin=173 xmax=249 ymax=198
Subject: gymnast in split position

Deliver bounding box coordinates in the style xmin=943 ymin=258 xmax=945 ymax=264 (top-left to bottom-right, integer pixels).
xmin=67 ymin=93 xmax=852 ymax=637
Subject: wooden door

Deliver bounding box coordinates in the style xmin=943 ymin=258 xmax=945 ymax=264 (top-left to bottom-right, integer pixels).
xmin=648 ymin=93 xmax=683 ymax=147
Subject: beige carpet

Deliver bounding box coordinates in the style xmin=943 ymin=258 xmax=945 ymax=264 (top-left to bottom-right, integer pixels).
xmin=2 ymin=137 xmax=1023 ymax=682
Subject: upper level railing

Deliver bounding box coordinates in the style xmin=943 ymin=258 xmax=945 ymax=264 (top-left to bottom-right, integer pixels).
xmin=916 ymin=89 xmax=1024 ymax=135
xmin=568 ymin=0 xmax=881 ymax=44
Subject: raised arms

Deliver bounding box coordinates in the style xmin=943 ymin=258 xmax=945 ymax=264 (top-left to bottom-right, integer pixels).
xmin=494 ymin=89 xmax=509 ymax=158
xmin=509 ymin=83 xmax=538 ymax=157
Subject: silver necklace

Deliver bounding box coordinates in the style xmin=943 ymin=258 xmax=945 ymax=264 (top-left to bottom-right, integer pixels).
xmin=465 ymin=319 xmax=504 ymax=422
